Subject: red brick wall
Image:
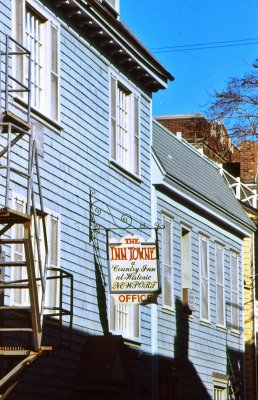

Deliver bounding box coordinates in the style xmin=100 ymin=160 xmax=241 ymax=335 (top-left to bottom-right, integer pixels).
xmin=156 ymin=117 xmax=237 ymax=163
xmin=240 ymin=141 xmax=258 ymax=182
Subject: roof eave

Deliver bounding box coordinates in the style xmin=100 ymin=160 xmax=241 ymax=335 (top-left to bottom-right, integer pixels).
xmin=51 ymin=0 xmax=173 ymax=92
xmin=154 ymin=179 xmax=255 ymax=237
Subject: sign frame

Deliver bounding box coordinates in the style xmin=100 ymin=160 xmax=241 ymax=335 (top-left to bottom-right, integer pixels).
xmin=107 ymin=233 xmax=161 ymax=299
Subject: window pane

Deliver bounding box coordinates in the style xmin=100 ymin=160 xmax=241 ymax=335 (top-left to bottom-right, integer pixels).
xmin=163 ymin=219 xmax=171 ymax=264
xmin=181 ymin=229 xmax=191 ymax=289
xmin=117 ymin=85 xmax=130 ymax=168
xmin=216 ymin=247 xmax=223 ymax=284
xmin=217 ymin=286 xmax=225 ymax=325
xmin=51 ymin=74 xmax=58 ymax=120
xmin=51 ymin=25 xmax=58 ymax=73
xmin=164 ymin=265 xmax=172 ymax=307
xmin=133 ymin=306 xmax=140 ymax=338
xmin=50 ymin=217 xmax=58 ymax=266
xmin=133 ymin=96 xmax=139 ymax=175
xmin=13 ymin=0 xmax=24 ymax=90
xmin=26 ymin=7 xmax=43 ymax=109
xmin=200 ymin=239 xmax=208 ymax=278
xmin=201 ymin=278 xmax=209 ymax=319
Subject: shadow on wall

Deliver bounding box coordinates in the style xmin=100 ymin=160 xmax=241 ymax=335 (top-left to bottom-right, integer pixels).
xmin=3 ymin=297 xmax=244 ymax=400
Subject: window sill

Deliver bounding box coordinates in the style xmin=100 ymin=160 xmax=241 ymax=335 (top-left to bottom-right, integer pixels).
xmin=111 ymin=332 xmax=141 ymax=348
xmin=216 ymin=325 xmax=227 ymax=332
xmin=109 ymin=160 xmax=142 ymax=184
xmin=123 ymin=337 xmax=142 ymax=348
xmin=230 ymin=329 xmax=241 ymax=337
xmin=13 ymin=97 xmax=63 ymax=134
xmin=200 ymin=319 xmax=212 ymax=327
xmin=161 ymin=305 xmax=175 ymax=315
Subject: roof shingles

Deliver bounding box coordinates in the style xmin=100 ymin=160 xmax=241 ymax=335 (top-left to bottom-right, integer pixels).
xmin=153 ymin=120 xmax=255 ymax=234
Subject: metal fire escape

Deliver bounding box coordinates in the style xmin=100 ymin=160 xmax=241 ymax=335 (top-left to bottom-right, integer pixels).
xmin=0 ymin=35 xmax=73 ymax=398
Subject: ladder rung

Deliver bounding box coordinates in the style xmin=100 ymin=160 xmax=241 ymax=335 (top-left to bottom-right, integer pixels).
xmin=0 ymin=261 xmax=27 ymax=267
xmin=0 ymin=328 xmax=33 ymax=332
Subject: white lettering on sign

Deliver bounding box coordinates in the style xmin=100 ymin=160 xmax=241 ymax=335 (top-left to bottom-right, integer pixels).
xmin=108 ymin=235 xmax=159 ymax=294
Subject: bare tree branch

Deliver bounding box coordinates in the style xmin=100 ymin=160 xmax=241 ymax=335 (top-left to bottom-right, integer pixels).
xmin=206 ymin=58 xmax=258 ymax=144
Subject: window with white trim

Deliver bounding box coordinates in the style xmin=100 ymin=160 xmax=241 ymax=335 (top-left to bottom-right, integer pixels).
xmin=199 ymin=235 xmax=209 ymax=320
xmin=109 ymin=296 xmax=140 ymax=340
xmin=110 ymin=74 xmax=140 ymax=176
xmin=213 ymin=374 xmax=228 ymax=400
xmin=11 ymin=195 xmax=60 ymax=311
xmin=230 ymin=251 xmax=239 ymax=331
xmin=162 ymin=215 xmax=173 ymax=309
xmin=181 ymin=226 xmax=192 ymax=313
xmin=216 ymin=244 xmax=225 ymax=326
xmin=214 ymin=386 xmax=227 ymax=400
xmin=181 ymin=227 xmax=192 ymax=289
xmin=12 ymin=0 xmax=59 ymax=121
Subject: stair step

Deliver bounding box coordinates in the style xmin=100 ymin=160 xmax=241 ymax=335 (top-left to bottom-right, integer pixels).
xmin=0 ymin=261 xmax=27 ymax=267
xmin=0 ymin=306 xmax=31 ymax=311
xmin=0 ymin=238 xmax=26 ymax=245
xmin=0 ymin=349 xmax=33 ymax=356
xmin=0 ymin=345 xmax=52 ymax=356
xmin=0 ymin=328 xmax=33 ymax=332
xmin=0 ymin=208 xmax=30 ymax=224
xmin=0 ymin=283 xmax=29 ymax=289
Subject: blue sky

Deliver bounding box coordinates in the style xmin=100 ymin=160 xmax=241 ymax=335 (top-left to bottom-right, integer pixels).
xmin=120 ymin=0 xmax=258 ymax=120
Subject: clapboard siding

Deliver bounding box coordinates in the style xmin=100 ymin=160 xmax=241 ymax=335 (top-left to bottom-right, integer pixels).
xmin=156 ymin=193 xmax=244 ymax=396
xmin=0 ymin=0 xmax=156 ymax=397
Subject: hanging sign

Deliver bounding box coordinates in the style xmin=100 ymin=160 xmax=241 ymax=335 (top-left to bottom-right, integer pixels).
xmin=108 ymin=235 xmax=160 ymax=304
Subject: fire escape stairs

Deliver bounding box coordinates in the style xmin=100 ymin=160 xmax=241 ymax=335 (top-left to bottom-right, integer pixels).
xmin=0 ymin=35 xmax=55 ymax=398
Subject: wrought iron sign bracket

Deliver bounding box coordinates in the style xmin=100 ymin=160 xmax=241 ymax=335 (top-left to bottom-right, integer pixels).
xmin=89 ymin=188 xmax=164 ymax=240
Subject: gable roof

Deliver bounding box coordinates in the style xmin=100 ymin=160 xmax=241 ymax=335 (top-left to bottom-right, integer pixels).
xmin=152 ymin=120 xmax=255 ymax=236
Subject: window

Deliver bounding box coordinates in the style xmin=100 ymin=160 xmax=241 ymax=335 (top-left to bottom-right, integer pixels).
xmin=214 ymin=386 xmax=227 ymax=400
xmin=181 ymin=227 xmax=192 ymax=313
xmin=216 ymin=244 xmax=225 ymax=326
xmin=11 ymin=195 xmax=60 ymax=311
xmin=12 ymin=0 xmax=59 ymax=120
xmin=162 ymin=215 xmax=173 ymax=309
xmin=110 ymin=74 xmax=140 ymax=176
xmin=199 ymin=235 xmax=209 ymax=320
xmin=230 ymin=252 xmax=239 ymax=331
xmin=213 ymin=374 xmax=228 ymax=400
xmin=109 ymin=296 xmax=140 ymax=340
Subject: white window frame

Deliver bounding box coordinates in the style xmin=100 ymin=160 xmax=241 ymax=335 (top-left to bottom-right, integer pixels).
xmin=213 ymin=374 xmax=228 ymax=400
xmin=110 ymin=72 xmax=140 ymax=177
xmin=10 ymin=194 xmax=60 ymax=312
xmin=12 ymin=0 xmax=60 ymax=122
xmin=230 ymin=251 xmax=239 ymax=331
xmin=109 ymin=296 xmax=140 ymax=341
xmin=162 ymin=214 xmax=173 ymax=310
xmin=181 ymin=226 xmax=192 ymax=290
xmin=199 ymin=235 xmax=210 ymax=321
xmin=215 ymin=243 xmax=225 ymax=327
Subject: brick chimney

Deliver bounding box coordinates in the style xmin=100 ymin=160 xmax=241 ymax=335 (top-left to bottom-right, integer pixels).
xmin=240 ymin=141 xmax=258 ymax=183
